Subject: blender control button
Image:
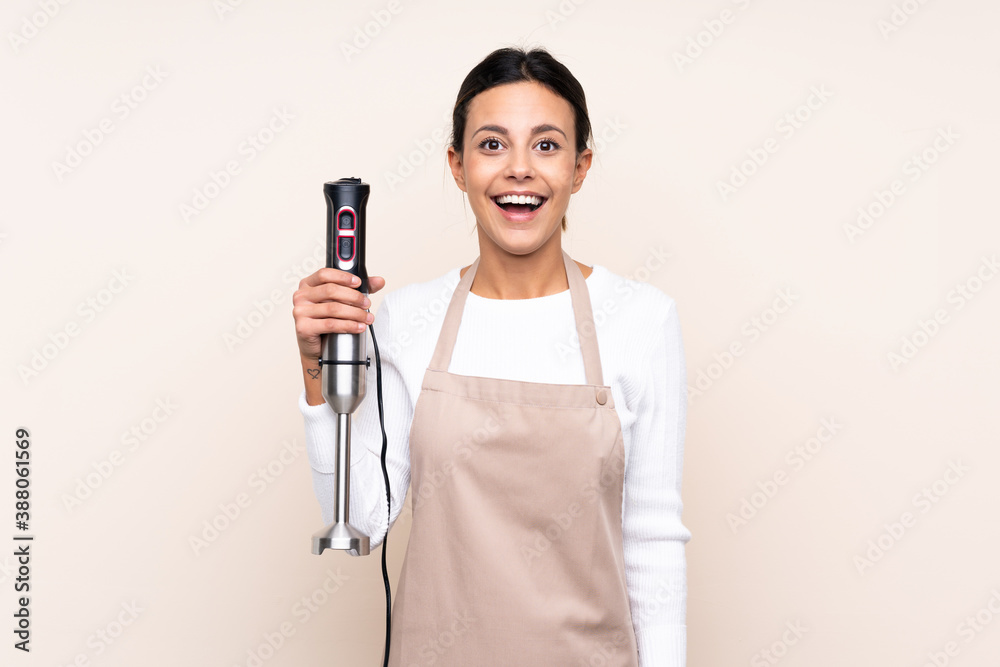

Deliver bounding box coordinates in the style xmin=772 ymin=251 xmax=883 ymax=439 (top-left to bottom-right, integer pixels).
xmin=339 ymin=237 xmax=353 ymax=260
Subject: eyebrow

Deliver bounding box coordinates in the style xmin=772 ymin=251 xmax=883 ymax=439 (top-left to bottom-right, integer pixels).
xmin=472 ymin=123 xmax=567 ymax=140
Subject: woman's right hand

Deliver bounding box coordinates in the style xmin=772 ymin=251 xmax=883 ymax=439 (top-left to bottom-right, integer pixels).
xmin=292 ymin=268 xmax=387 ymax=362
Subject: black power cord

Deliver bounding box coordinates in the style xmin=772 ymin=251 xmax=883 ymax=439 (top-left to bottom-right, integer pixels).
xmin=367 ymin=320 xmax=392 ymax=667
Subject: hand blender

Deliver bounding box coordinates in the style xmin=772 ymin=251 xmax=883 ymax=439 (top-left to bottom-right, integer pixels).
xmin=312 ymin=177 xmax=372 ymax=557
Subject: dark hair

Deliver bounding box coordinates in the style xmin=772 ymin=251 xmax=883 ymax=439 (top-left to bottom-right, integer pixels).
xmin=450 ymin=47 xmax=593 ymax=232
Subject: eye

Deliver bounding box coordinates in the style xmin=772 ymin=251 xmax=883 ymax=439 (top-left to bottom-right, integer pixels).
xmin=478 ymin=137 xmax=503 ymax=151
xmin=537 ymin=138 xmax=561 ymax=152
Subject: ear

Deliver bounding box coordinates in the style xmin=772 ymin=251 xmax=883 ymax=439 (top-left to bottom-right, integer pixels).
xmin=447 ymin=145 xmax=467 ymax=193
xmin=570 ymin=148 xmax=593 ymax=194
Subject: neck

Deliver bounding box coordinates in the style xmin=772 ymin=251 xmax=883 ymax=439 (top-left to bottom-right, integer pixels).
xmin=462 ymin=230 xmax=590 ymax=299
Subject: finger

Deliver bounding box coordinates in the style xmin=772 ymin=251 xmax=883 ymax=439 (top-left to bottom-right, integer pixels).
xmin=297 ymin=315 xmax=370 ymax=337
xmin=297 ymin=281 xmax=369 ymax=308
xmin=299 ymin=267 xmax=362 ymax=289
xmin=294 ymin=300 xmax=371 ymax=325
xmin=322 ymin=282 xmax=371 ymax=308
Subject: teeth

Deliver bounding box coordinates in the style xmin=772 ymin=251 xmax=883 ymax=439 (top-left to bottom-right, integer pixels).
xmin=494 ymin=194 xmax=544 ymax=206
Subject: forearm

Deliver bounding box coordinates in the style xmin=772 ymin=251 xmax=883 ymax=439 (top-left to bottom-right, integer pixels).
xmin=300 ymin=353 xmax=324 ymax=406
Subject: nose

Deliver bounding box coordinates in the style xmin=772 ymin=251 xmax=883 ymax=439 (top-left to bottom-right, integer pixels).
xmin=504 ymin=144 xmax=534 ymax=180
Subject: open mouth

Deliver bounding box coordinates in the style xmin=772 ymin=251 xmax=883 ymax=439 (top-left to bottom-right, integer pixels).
xmin=492 ymin=194 xmax=546 ymax=214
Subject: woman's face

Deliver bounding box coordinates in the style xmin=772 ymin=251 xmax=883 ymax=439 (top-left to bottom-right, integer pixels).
xmin=447 ymin=80 xmax=592 ymax=258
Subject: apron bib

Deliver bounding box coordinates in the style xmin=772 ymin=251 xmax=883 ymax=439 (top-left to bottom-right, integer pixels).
xmin=387 ymin=249 xmax=638 ymax=666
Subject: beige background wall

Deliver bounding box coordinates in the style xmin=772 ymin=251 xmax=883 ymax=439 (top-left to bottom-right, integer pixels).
xmin=3 ymin=0 xmax=998 ymax=665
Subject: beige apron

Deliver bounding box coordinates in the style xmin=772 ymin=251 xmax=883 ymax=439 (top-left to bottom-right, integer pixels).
xmin=387 ymin=249 xmax=639 ymax=666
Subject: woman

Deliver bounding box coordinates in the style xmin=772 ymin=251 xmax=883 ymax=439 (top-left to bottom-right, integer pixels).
xmin=292 ymin=47 xmax=690 ymax=666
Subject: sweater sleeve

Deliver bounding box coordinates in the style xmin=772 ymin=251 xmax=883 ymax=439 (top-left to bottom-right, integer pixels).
xmin=298 ymin=293 xmax=413 ymax=549
xmin=623 ymin=295 xmax=692 ymax=666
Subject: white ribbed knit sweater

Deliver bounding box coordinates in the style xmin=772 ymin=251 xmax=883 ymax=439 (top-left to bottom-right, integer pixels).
xmin=299 ymin=262 xmax=690 ymax=666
